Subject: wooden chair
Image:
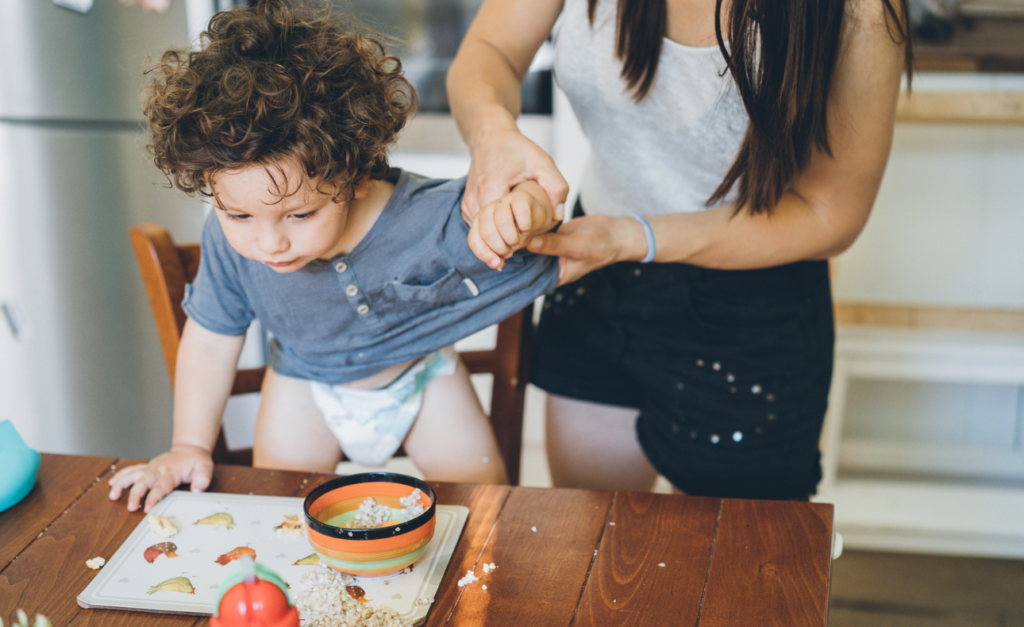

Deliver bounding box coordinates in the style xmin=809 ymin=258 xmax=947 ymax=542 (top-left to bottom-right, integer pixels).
xmin=129 ymin=222 xmax=533 ymax=484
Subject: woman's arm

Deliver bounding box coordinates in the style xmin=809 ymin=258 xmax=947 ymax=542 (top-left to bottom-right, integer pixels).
xmin=447 ymin=0 xmax=569 ymax=221
xmin=528 ymin=0 xmax=908 ymax=282
xmin=108 ymin=319 xmax=244 ymax=512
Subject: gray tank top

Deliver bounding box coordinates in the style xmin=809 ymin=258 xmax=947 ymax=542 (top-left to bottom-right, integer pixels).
xmin=553 ymin=0 xmax=749 ymax=216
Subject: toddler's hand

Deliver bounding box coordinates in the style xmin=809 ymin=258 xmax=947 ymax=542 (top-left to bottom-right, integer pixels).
xmin=108 ymin=444 xmax=214 ymax=513
xmin=468 ymin=184 xmax=562 ymax=270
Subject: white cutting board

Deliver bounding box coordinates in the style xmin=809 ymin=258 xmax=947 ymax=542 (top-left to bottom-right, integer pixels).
xmin=78 ymin=491 xmax=467 ymax=626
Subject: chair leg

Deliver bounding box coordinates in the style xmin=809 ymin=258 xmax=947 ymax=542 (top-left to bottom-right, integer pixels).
xmin=489 ymin=305 xmax=534 ymax=486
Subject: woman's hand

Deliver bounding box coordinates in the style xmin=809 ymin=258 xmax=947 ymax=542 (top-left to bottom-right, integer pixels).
xmin=108 ymin=444 xmax=214 ymax=513
xmin=527 ymin=214 xmax=649 ymax=285
xmin=462 ymin=124 xmax=569 ymax=225
xmin=447 ymin=0 xmax=568 ymax=222
xmin=469 ymin=180 xmax=562 ymax=269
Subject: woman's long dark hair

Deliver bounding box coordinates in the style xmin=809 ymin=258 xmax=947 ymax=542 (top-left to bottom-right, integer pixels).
xmin=587 ymin=0 xmax=913 ymax=215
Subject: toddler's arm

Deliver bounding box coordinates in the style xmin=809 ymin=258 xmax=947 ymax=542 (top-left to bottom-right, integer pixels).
xmin=108 ymin=319 xmax=244 ymax=512
xmin=468 ymin=179 xmax=562 ymax=270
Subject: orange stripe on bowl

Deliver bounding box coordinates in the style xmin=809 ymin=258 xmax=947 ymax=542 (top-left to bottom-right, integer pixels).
xmin=309 ymin=532 xmax=433 ymax=562
xmin=306 ymin=517 xmax=435 ymax=553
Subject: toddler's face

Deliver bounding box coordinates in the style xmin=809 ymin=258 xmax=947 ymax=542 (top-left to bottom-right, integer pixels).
xmin=210 ymin=160 xmax=366 ymax=273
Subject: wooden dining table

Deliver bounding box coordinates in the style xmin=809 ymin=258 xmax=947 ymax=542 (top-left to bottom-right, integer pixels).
xmin=1 ymin=454 xmax=834 ymax=626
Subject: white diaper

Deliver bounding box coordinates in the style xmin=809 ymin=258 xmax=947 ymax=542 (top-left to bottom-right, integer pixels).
xmin=310 ymin=346 xmax=458 ymax=467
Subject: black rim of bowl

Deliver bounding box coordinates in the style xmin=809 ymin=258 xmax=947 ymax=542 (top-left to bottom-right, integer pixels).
xmin=303 ymin=472 xmax=437 ymax=541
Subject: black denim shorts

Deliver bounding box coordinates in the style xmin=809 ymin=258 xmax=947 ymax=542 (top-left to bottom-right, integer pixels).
xmin=531 ymin=209 xmax=835 ymax=500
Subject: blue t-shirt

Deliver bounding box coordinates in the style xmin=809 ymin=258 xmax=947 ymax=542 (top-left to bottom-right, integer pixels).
xmin=182 ymin=169 xmax=558 ymax=384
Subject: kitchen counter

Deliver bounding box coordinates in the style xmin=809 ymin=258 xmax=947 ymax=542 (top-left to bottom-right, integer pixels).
xmin=915 ymin=17 xmax=1024 ymax=73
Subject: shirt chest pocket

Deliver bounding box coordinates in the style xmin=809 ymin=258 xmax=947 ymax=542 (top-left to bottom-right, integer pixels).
xmin=374 ymin=266 xmax=476 ymax=319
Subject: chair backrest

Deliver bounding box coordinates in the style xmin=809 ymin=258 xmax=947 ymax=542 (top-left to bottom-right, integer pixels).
xmin=129 ymin=222 xmax=531 ymax=483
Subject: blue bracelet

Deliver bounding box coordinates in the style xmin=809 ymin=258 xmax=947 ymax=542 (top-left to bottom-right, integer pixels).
xmin=628 ymin=214 xmax=656 ymax=263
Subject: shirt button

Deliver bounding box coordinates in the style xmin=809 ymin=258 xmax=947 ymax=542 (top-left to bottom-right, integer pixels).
xmin=356 ymin=304 xmax=370 ymax=315
xmin=345 ymin=285 xmax=358 ymax=297
xmin=334 ymin=261 xmax=348 ymax=273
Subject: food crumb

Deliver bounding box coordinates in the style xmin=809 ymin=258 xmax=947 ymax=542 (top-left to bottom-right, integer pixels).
xmin=609 ymin=522 xmax=615 ymax=526
xmin=482 ymin=562 xmax=497 ymax=573
xmin=86 ymin=557 xmax=105 ymax=569
xmin=482 ymin=585 xmax=487 ymax=591
xmin=347 ymin=496 xmax=392 ymax=529
xmin=414 ymin=596 xmax=434 ymax=607
xmin=531 ymin=526 xmax=536 ymax=532
xmin=147 ymin=515 xmax=178 ymax=539
xmin=399 ymin=489 xmax=426 ymax=520
xmin=658 ymin=563 xmax=665 ymax=567
xmin=384 ymin=580 xmax=390 ymax=585
xmin=275 ymin=514 xmax=305 ymax=538
xmin=456 ymin=570 xmax=479 ymax=588
xmin=295 ymin=566 xmax=408 ymax=626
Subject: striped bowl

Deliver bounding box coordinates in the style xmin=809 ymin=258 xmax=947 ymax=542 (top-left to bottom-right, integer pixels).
xmin=303 ymin=473 xmax=436 ymax=578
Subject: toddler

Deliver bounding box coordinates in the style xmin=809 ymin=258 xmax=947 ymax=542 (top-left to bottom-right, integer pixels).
xmin=109 ymin=0 xmax=558 ymax=513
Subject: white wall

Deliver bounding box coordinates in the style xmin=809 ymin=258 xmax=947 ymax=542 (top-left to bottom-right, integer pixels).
xmin=832 ymin=74 xmax=1024 ymax=481
xmin=834 ymin=123 xmax=1024 ymax=309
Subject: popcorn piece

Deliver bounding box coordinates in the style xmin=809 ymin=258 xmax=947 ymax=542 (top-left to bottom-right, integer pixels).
xmin=399 ymin=489 xmax=425 ymax=521
xmin=482 ymin=562 xmax=497 ymax=574
xmin=294 ymin=566 xmax=407 ymax=626
xmin=85 ymin=557 xmax=105 ymax=570
xmin=147 ymin=515 xmax=178 ymax=538
xmin=531 ymin=526 xmax=537 ymax=532
xmin=346 ymin=497 xmax=392 ymax=529
xmin=456 ymin=570 xmax=479 ymax=588
xmin=482 ymin=585 xmax=487 ymax=591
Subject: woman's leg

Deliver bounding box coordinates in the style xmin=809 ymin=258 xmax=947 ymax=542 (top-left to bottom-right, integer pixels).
xmin=545 ymin=394 xmax=659 ymax=492
xmin=403 ymin=358 xmax=508 ymax=485
xmin=253 ymin=368 xmax=342 ymax=472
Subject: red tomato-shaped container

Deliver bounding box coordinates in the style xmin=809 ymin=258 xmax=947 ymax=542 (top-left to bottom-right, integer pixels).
xmin=210 ymin=557 xmax=299 ymax=627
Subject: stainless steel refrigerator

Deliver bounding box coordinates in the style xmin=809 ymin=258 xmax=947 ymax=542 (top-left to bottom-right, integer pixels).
xmin=0 ymin=0 xmax=208 ymax=457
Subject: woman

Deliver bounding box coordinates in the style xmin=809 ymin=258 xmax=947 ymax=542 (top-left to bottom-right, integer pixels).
xmin=448 ymin=0 xmax=911 ymax=498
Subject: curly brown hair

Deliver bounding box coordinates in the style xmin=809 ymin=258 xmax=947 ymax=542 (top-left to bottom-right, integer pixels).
xmin=144 ymin=0 xmax=417 ymax=199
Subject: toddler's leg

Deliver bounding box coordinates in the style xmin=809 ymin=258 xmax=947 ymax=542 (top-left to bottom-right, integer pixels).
xmin=546 ymin=394 xmax=659 ymax=492
xmin=403 ymin=358 xmax=508 ymax=484
xmin=253 ymin=368 xmax=342 ymax=472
